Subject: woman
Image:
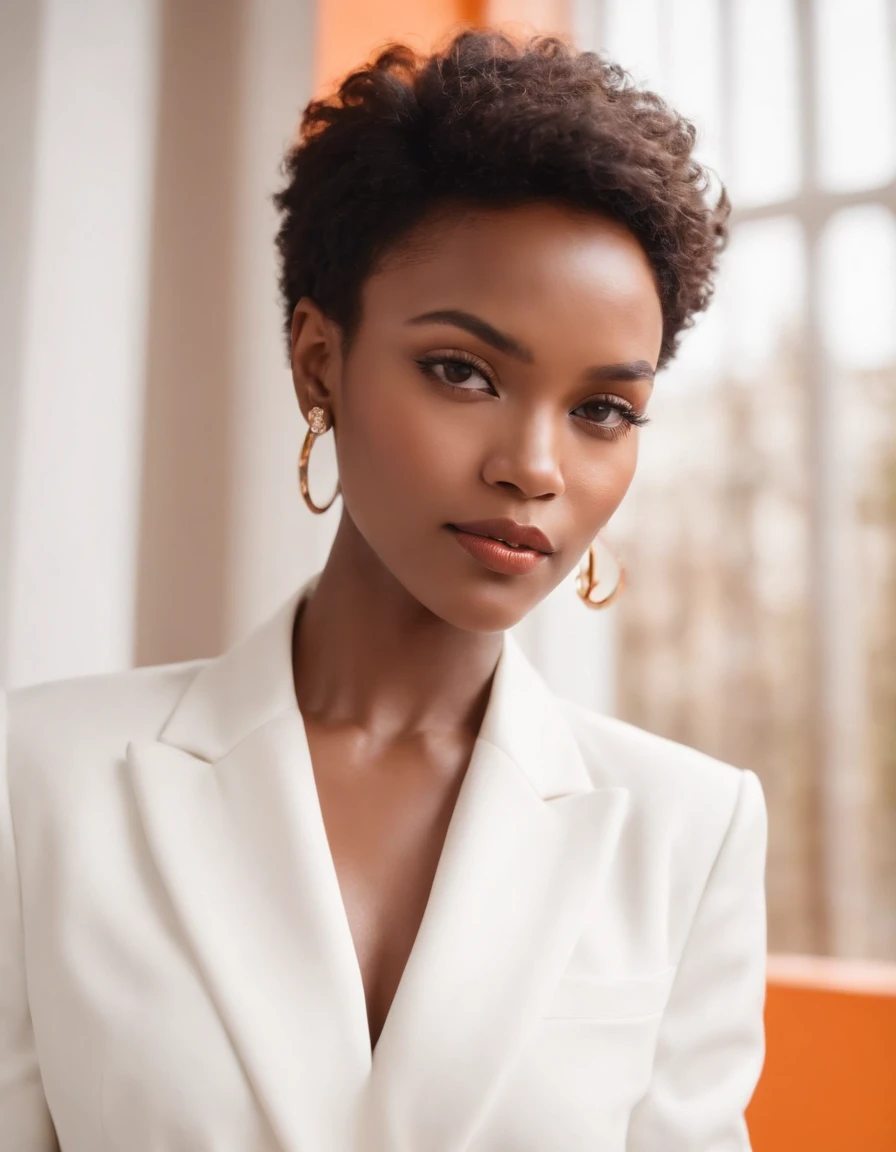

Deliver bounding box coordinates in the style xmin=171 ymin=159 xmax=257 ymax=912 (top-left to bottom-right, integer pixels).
xmin=1 ymin=28 xmax=767 ymax=1152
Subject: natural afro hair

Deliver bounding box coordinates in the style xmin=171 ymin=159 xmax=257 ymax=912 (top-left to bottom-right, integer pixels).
xmin=273 ymin=27 xmax=730 ymax=371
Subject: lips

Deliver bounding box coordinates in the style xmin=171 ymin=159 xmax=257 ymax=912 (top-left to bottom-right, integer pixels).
xmin=448 ymin=518 xmax=555 ymax=554
xmin=446 ymin=518 xmax=555 ymax=577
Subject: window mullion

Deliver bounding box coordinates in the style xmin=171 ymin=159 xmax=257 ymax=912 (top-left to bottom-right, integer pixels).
xmin=798 ymin=0 xmax=873 ymax=959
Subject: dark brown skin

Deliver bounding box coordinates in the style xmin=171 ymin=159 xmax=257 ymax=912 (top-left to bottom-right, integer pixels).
xmin=289 ymin=201 xmax=663 ymax=1054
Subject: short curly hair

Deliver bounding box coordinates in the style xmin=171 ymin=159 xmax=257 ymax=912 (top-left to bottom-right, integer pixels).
xmin=273 ymin=27 xmax=729 ymax=371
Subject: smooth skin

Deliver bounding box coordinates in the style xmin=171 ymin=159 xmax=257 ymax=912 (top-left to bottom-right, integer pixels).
xmin=289 ymin=200 xmax=663 ymax=1054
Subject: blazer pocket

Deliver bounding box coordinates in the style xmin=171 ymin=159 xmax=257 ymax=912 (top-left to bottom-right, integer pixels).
xmin=542 ymin=967 xmax=676 ymax=1021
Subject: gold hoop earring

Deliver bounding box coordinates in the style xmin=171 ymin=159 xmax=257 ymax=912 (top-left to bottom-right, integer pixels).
xmin=299 ymin=406 xmax=341 ymax=514
xmin=576 ymin=537 xmax=625 ymax=609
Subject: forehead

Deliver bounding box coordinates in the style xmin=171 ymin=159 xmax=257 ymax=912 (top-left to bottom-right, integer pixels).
xmin=361 ymin=201 xmax=664 ymax=361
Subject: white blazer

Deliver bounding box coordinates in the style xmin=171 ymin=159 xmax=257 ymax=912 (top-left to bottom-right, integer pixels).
xmin=1 ymin=576 xmax=768 ymax=1152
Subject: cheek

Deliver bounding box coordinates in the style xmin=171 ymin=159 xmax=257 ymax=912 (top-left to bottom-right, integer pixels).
xmin=566 ymin=434 xmax=640 ymax=534
xmin=573 ymin=433 xmax=639 ymax=495
xmin=337 ymin=368 xmax=481 ymax=501
xmin=607 ymin=436 xmax=640 ymax=498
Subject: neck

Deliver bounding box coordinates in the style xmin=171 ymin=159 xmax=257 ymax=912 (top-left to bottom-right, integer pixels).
xmin=292 ymin=514 xmax=503 ymax=741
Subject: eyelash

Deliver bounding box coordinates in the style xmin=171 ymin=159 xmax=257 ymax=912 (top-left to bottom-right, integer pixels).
xmin=414 ymin=351 xmax=651 ymax=441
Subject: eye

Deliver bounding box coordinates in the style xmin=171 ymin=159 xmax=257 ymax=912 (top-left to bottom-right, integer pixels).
xmin=415 ymin=351 xmax=497 ymax=395
xmin=571 ymin=396 xmax=651 ymax=441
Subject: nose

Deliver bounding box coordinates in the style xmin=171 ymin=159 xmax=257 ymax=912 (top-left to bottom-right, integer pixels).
xmin=480 ymin=407 xmax=565 ymax=500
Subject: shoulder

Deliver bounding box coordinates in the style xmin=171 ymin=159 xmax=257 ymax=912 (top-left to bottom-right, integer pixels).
xmin=557 ymin=696 xmax=766 ymax=884
xmin=559 ymin=697 xmax=748 ymax=796
xmin=2 ymin=657 xmax=208 ymax=803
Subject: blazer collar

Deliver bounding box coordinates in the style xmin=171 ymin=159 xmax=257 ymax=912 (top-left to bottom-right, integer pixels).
xmin=126 ymin=575 xmax=629 ymax=1152
xmin=155 ymin=577 xmax=313 ymax=762
xmin=156 ymin=572 xmax=594 ymax=800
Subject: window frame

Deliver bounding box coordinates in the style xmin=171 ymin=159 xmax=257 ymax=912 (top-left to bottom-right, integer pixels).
xmin=577 ymin=0 xmax=896 ymax=956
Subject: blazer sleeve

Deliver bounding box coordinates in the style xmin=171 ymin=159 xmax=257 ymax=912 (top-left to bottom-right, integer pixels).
xmin=0 ymin=689 xmax=58 ymax=1148
xmin=626 ymin=767 xmax=768 ymax=1152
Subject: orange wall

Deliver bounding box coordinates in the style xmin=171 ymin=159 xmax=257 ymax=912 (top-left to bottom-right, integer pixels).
xmin=314 ymin=0 xmax=572 ymax=95
xmin=314 ymin=0 xmax=483 ymax=95
xmin=748 ymin=961 xmax=896 ymax=1152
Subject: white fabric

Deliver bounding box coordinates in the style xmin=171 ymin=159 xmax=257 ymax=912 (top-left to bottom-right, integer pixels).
xmin=1 ymin=575 xmax=767 ymax=1151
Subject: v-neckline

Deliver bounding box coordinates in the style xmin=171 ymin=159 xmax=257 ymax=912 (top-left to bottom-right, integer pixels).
xmin=292 ymin=698 xmax=485 ymax=1064
xmin=287 ymin=591 xmax=498 ymax=1063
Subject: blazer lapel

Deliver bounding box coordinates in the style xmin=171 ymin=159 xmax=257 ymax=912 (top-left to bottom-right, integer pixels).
xmin=125 ymin=576 xmax=630 ymax=1152
xmin=363 ymin=632 xmax=630 ymax=1152
xmin=126 ymin=577 xmax=372 ymax=1152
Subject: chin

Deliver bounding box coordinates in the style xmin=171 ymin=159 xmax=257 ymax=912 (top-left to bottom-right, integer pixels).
xmin=420 ymin=580 xmax=540 ymax=634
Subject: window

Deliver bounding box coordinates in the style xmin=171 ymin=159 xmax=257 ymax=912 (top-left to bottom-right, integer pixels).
xmin=577 ymin=0 xmax=896 ymax=960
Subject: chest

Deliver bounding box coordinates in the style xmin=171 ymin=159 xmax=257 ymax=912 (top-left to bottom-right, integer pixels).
xmin=31 ymin=725 xmax=684 ymax=1152
xmin=304 ymin=721 xmax=473 ymax=1051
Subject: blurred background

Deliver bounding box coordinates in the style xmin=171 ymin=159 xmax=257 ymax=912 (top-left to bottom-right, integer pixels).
xmin=1 ymin=0 xmax=894 ymax=1145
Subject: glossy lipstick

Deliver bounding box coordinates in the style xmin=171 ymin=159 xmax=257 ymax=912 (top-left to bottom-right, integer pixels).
xmin=447 ymin=518 xmax=554 ymax=576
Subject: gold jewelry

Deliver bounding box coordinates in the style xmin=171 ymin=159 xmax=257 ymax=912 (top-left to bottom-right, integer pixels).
xmin=299 ymin=406 xmax=341 ymax=514
xmin=576 ymin=537 xmax=625 ymax=609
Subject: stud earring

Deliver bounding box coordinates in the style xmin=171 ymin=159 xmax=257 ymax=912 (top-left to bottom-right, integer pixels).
xmin=576 ymin=536 xmax=625 ymax=609
xmin=299 ymin=406 xmax=341 ymax=514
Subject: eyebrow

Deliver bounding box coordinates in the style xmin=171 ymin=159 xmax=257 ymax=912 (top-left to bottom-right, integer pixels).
xmin=404 ymin=308 xmax=655 ymax=385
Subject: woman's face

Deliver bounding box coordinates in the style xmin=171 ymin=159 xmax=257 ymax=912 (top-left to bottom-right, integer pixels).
xmin=292 ymin=201 xmax=663 ymax=632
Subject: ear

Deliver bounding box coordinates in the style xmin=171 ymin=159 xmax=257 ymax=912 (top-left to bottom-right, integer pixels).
xmin=290 ymin=298 xmax=343 ymax=425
